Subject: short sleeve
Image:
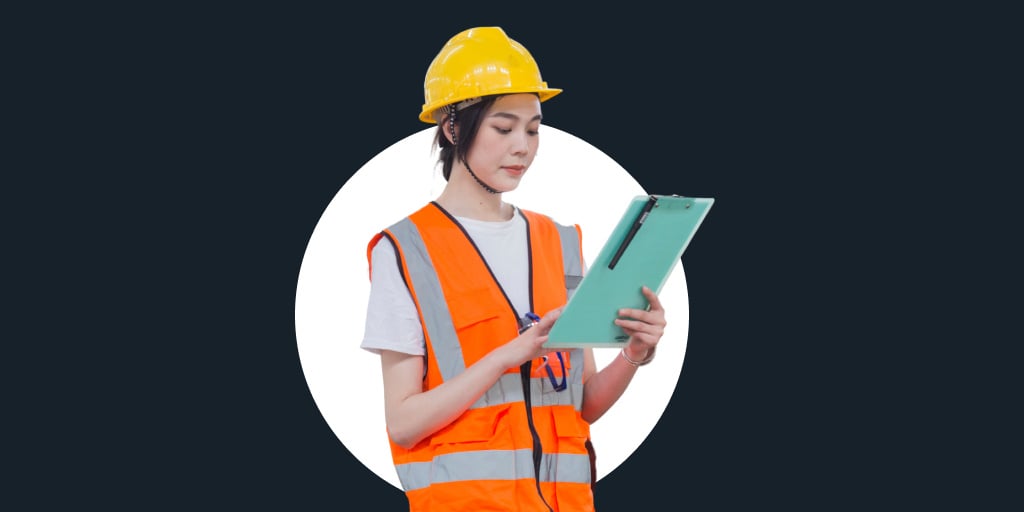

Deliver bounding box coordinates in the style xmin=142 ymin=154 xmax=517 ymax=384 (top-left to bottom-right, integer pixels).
xmin=360 ymin=237 xmax=426 ymax=356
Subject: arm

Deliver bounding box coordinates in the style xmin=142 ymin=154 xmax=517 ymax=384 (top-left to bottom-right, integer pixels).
xmin=580 ymin=286 xmax=665 ymax=423
xmin=382 ymin=308 xmax=562 ymax=449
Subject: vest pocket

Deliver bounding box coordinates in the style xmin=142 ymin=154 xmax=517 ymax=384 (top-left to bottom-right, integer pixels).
xmin=425 ymin=406 xmax=520 ymax=501
xmin=448 ymin=286 xmax=502 ymax=332
xmin=550 ymin=405 xmax=589 ymax=440
xmin=447 ymin=287 xmax=513 ymax=367
xmin=429 ymin=405 xmax=510 ymax=449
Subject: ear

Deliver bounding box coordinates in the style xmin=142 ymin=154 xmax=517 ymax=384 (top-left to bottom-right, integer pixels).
xmin=439 ymin=115 xmax=458 ymax=145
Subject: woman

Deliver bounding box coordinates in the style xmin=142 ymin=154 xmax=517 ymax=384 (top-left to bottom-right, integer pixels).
xmin=361 ymin=26 xmax=666 ymax=511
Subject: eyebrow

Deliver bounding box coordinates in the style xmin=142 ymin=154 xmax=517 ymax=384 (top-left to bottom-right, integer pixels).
xmin=490 ymin=112 xmax=543 ymax=122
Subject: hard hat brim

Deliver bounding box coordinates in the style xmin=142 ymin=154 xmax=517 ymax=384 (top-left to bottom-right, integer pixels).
xmin=419 ymin=88 xmax=563 ymax=124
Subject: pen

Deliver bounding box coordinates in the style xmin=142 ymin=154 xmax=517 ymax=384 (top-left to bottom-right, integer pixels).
xmin=518 ymin=312 xmax=542 ymax=334
xmin=608 ymin=195 xmax=658 ymax=270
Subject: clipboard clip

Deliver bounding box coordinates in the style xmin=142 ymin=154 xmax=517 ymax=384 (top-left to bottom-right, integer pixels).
xmin=608 ymin=195 xmax=658 ymax=270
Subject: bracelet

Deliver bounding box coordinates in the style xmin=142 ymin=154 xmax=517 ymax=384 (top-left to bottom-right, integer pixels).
xmin=620 ymin=346 xmax=656 ymax=367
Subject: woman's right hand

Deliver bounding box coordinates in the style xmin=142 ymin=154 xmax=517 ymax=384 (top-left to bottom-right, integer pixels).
xmin=495 ymin=307 xmax=563 ymax=368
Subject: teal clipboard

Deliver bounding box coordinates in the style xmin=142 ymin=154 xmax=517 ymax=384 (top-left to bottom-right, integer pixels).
xmin=544 ymin=194 xmax=714 ymax=349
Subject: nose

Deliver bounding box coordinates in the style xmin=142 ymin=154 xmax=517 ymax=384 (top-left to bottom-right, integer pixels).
xmin=510 ymin=130 xmax=530 ymax=156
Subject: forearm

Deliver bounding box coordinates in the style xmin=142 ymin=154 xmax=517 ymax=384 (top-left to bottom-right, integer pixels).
xmin=580 ymin=345 xmax=650 ymax=423
xmin=386 ymin=351 xmax=512 ymax=449
xmin=384 ymin=310 xmax=559 ymax=449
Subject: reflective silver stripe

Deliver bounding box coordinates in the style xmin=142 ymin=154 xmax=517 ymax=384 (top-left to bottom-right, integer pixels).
xmin=395 ymin=460 xmax=433 ymax=492
xmin=473 ymin=372 xmax=525 ymax=409
xmin=472 ymin=371 xmax=583 ymax=409
xmin=387 ymin=218 xmax=466 ymax=380
xmin=433 ymin=449 xmax=536 ymax=485
xmin=396 ymin=450 xmax=592 ymax=491
xmin=551 ymin=224 xmax=585 ymax=409
xmin=538 ymin=451 xmax=592 ymax=485
xmin=555 ymin=223 xmax=583 ymax=298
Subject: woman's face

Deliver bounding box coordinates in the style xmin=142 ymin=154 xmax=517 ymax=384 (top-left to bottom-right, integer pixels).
xmin=464 ymin=93 xmax=543 ymax=193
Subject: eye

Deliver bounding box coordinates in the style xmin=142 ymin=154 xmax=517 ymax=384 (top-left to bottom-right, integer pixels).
xmin=494 ymin=127 xmax=512 ymax=134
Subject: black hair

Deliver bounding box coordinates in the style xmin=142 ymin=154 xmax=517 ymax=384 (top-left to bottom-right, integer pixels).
xmin=433 ymin=96 xmax=499 ymax=181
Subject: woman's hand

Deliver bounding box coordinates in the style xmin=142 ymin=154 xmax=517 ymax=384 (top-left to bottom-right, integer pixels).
xmin=494 ymin=307 xmax=563 ymax=368
xmin=614 ymin=286 xmax=666 ymax=363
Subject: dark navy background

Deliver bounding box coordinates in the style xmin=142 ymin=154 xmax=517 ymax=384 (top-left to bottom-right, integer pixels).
xmin=11 ymin=4 xmax=1013 ymax=510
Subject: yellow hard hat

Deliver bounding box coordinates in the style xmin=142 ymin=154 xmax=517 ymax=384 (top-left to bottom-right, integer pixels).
xmin=419 ymin=27 xmax=562 ymax=124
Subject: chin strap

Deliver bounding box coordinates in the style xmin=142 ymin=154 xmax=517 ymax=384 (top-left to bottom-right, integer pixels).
xmin=448 ymin=105 xmax=500 ymax=195
xmin=462 ymin=159 xmax=500 ymax=195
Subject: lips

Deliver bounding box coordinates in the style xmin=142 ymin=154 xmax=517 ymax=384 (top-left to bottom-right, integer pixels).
xmin=503 ymin=166 xmax=525 ymax=176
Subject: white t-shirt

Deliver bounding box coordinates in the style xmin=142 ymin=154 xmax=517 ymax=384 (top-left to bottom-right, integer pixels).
xmin=360 ymin=211 xmax=530 ymax=356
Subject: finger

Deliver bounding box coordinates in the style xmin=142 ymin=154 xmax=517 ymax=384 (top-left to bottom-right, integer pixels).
xmin=642 ymin=285 xmax=664 ymax=311
xmin=538 ymin=308 xmax=563 ymax=327
xmin=616 ymin=327 xmax=660 ymax=349
xmin=617 ymin=308 xmax=649 ymax=321
xmin=616 ymin=308 xmax=666 ymax=327
xmin=614 ymin=318 xmax=664 ymax=335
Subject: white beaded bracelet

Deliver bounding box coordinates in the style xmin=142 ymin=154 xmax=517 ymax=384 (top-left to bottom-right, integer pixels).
xmin=620 ymin=346 xmax=656 ymax=367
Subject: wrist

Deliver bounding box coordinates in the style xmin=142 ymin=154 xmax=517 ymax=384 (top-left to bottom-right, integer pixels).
xmin=487 ymin=344 xmax=518 ymax=373
xmin=620 ymin=345 xmax=656 ymax=367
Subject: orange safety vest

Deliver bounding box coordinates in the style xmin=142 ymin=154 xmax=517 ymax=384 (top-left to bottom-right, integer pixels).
xmin=368 ymin=202 xmax=593 ymax=512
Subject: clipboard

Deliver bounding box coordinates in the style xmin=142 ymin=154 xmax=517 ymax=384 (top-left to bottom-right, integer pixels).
xmin=544 ymin=194 xmax=714 ymax=349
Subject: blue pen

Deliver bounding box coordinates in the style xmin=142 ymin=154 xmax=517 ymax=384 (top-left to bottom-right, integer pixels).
xmin=519 ymin=312 xmax=542 ymax=334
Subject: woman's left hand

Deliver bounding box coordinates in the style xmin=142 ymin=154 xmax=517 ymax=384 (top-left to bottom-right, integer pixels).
xmin=614 ymin=286 xmax=666 ymax=362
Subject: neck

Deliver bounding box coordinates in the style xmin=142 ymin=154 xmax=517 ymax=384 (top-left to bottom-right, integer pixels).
xmin=436 ymin=173 xmax=511 ymax=221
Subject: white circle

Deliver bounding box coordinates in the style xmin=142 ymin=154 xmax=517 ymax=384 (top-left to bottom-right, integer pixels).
xmin=294 ymin=125 xmax=689 ymax=489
